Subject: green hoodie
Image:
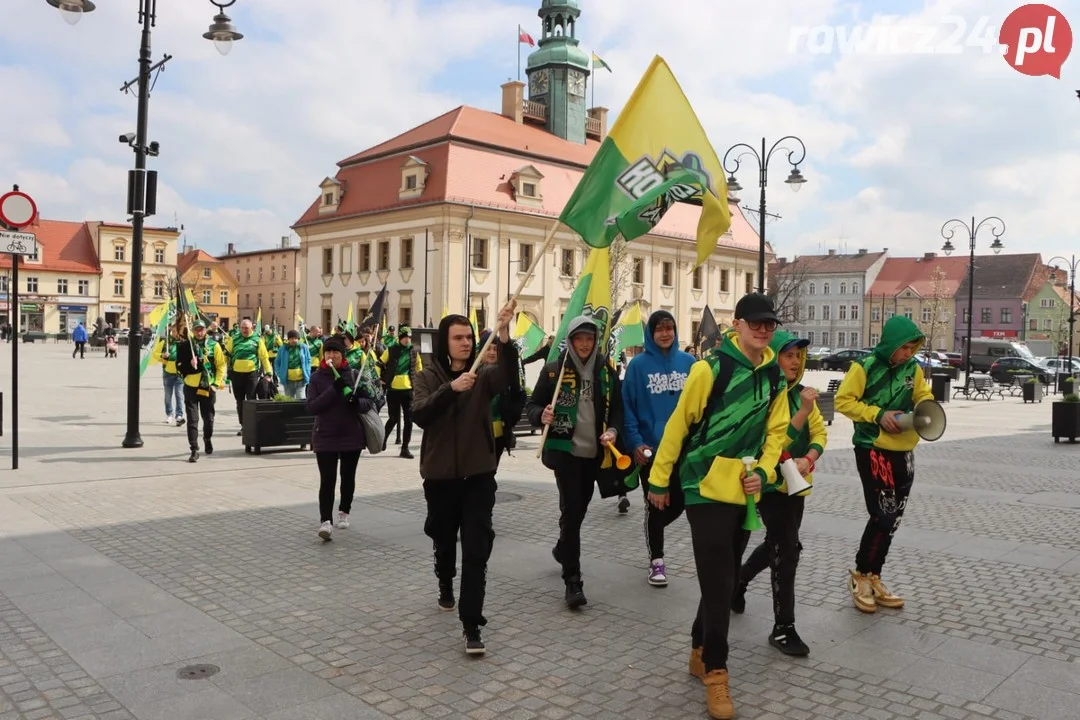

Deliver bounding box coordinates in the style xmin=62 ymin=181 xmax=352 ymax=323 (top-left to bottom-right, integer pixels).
xmin=835 ymin=315 xmax=933 ymax=451
xmin=766 ymin=330 xmax=828 ymax=494
xmin=649 ymin=329 xmax=790 ymax=506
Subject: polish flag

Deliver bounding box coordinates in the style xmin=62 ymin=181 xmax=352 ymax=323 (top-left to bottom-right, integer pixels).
xmin=518 ymin=26 xmax=536 ymax=46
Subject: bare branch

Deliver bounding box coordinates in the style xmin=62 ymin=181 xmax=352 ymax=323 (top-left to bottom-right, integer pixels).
xmin=767 ymin=260 xmax=811 ymax=324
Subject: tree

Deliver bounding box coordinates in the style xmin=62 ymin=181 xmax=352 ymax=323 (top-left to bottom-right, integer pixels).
xmin=918 ymin=265 xmax=952 ymax=352
xmin=767 ymin=258 xmax=810 ymax=325
xmin=608 ymin=236 xmax=633 ymax=311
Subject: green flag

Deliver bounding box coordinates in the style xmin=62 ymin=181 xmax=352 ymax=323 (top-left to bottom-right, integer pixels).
xmin=513 ymin=312 xmax=546 ymax=357
xmin=612 ymin=302 xmax=646 ymax=355
xmin=139 ymin=312 xmax=171 ymax=377
xmin=548 ymin=247 xmax=612 ymax=363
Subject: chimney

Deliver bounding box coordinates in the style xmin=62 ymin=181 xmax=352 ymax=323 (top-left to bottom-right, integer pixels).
xmin=281 ymin=236 xmax=290 ymax=249
xmin=858 ymin=248 xmax=867 ymax=255
xmin=226 ymin=242 xmax=235 ymax=255
xmin=777 ymin=257 xmax=788 ymax=267
xmin=923 ymin=252 xmax=936 ymax=260
xmin=827 ymin=249 xmax=836 ymax=256
xmin=501 ymin=81 xmax=525 ymax=124
xmin=587 ymin=106 xmax=609 ymax=140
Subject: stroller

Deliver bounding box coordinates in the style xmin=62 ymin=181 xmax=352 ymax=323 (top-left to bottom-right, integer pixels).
xmin=105 ymin=335 xmax=119 ymax=358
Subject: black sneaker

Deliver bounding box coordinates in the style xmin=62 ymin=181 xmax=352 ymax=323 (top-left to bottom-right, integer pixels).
xmin=565 ymin=577 xmax=587 ymax=610
xmin=204 ymin=439 xmax=213 ymax=455
xmin=731 ymin=582 xmax=747 ymax=614
xmin=175 ymin=417 xmax=185 ymax=427
xmin=400 ymin=447 xmax=414 ymax=460
xmin=617 ymin=497 xmax=630 ymax=514
xmin=236 ymin=429 xmax=242 ymax=436
xmin=438 ymin=581 xmax=455 ymax=611
xmin=463 ymin=627 xmax=486 ymax=655
xmin=769 ymin=624 xmax=810 ymax=657
xmin=188 ymin=449 xmax=199 ymax=463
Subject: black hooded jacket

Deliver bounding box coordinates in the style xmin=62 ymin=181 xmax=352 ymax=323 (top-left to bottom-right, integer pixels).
xmin=412 ymin=315 xmax=519 ymax=480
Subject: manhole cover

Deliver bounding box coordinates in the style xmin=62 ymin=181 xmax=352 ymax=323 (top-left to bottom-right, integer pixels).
xmin=495 ymin=491 xmax=523 ymax=503
xmin=176 ymin=664 xmax=220 ymax=680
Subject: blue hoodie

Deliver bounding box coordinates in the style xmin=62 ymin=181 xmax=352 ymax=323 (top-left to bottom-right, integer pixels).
xmin=621 ymin=310 xmax=697 ymax=450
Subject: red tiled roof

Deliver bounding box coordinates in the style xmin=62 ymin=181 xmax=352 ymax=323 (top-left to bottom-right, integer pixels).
xmin=866 ymin=256 xmax=971 ymax=298
xmin=339 ymin=106 xmax=600 ymax=168
xmin=0 ymin=219 xmax=100 ymax=274
xmin=177 ymin=248 xmax=221 ymax=275
xmin=776 ymin=251 xmax=887 ymax=276
xmin=954 ymin=253 xmax=1044 ymax=301
xmin=295 ymin=128 xmax=760 ymax=252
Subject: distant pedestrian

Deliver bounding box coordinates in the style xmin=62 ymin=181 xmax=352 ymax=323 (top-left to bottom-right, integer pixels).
xmin=273 ymin=330 xmax=311 ymax=400
xmin=71 ymin=322 xmax=88 ymax=358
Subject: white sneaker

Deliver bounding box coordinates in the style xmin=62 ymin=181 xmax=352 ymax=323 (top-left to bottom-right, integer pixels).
xmin=337 ymin=512 xmax=350 ymax=529
xmin=165 ymin=415 xmax=174 ymax=425
xmin=318 ymin=521 xmax=333 ymax=540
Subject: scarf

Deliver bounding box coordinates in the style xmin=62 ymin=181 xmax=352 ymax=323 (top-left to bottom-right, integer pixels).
xmin=545 ymin=355 xmax=613 ymax=454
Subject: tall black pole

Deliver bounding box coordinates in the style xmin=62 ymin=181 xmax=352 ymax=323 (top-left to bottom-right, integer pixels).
xmin=122 ymin=0 xmax=154 ymax=449
xmin=757 ymin=137 xmax=767 ymax=293
xmin=422 ymin=228 xmax=429 ymax=327
xmin=1070 ymin=269 xmax=1075 ymax=363
xmin=10 ymin=252 xmax=19 ymax=470
xmin=963 ymin=220 xmax=975 ymax=395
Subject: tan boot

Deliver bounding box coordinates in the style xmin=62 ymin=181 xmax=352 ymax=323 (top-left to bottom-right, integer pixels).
xmin=688 ymin=647 xmax=704 ymax=680
xmin=848 ymin=569 xmax=876 ymax=613
xmin=868 ymin=573 xmax=904 ymax=608
xmin=703 ymin=669 xmax=735 ymax=720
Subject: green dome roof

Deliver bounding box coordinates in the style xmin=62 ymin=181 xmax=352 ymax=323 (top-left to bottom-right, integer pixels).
xmin=541 ymin=0 xmax=579 ymax=9
xmin=526 ymin=42 xmax=590 ymax=71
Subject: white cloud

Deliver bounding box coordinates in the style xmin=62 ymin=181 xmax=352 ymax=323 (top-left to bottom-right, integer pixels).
xmin=0 ymin=0 xmax=1077 ymax=267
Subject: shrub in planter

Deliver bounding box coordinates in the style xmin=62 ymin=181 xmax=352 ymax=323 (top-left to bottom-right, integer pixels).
xmin=1022 ymin=377 xmax=1043 ymax=403
xmin=1052 ymin=393 xmax=1080 ymax=443
xmin=1058 ymin=376 xmax=1076 ymax=395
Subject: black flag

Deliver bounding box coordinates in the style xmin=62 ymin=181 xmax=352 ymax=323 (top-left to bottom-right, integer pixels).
xmin=361 ymin=283 xmax=388 ymax=330
xmin=698 ymin=304 xmax=721 ymax=351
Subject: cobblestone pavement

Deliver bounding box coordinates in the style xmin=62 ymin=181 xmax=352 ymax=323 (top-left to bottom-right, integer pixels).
xmin=1 ymin=347 xmax=1079 ymax=719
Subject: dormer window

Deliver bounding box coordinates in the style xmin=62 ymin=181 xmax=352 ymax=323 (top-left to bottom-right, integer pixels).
xmin=511 ymin=165 xmax=544 ymax=208
xmin=318 ymin=177 xmax=341 ymax=215
xmin=399 ymin=156 xmax=428 ymax=200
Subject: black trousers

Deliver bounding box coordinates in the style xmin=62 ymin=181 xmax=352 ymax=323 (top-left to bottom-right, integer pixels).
xmin=231 ymin=371 xmax=256 ymax=425
xmin=641 ymin=463 xmax=686 ymax=561
xmin=854 ymin=447 xmax=914 ymax=575
xmin=552 ymin=454 xmax=601 ymax=581
xmin=182 ymin=385 xmax=215 ymax=451
xmin=384 ymin=389 xmax=413 ymax=446
xmin=72 ymin=342 xmax=85 ymax=358
xmin=739 ymin=492 xmax=806 ymax=625
xmin=423 ymin=474 xmax=497 ymax=629
xmin=315 ymin=451 xmax=361 ymax=523
xmin=688 ymin=503 xmax=750 ymax=672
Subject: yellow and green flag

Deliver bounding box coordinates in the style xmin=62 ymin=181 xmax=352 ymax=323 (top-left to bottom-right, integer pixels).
xmin=611 ymin=302 xmax=646 ymax=355
xmin=513 ymin=312 xmax=547 ymax=357
xmin=592 ymin=52 xmax=612 ymax=72
xmin=469 ymin=306 xmax=479 ymax=338
xmin=548 ymin=247 xmax=612 ymax=363
xmin=559 ymin=55 xmax=730 ymax=267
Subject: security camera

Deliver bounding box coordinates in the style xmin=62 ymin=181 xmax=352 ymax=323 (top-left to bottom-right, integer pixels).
xmin=119 ymin=132 xmax=136 ymax=144
xmin=147 ymin=141 xmax=160 ymax=156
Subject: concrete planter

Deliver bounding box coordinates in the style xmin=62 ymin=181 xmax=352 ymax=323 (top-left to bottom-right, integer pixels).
xmin=242 ymin=399 xmax=314 ymax=454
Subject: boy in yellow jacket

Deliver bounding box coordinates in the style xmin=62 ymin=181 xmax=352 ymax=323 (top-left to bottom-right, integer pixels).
xmin=734 ymin=330 xmax=826 ymax=657
xmin=648 ymin=293 xmax=790 ymax=720
xmin=836 ymin=315 xmax=933 ymax=613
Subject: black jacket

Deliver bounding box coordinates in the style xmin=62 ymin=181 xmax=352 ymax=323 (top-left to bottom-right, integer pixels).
xmin=522 ymin=342 xmax=552 ymax=365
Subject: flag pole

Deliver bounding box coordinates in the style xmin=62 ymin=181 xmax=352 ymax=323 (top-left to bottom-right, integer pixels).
xmin=468 ymin=217 xmax=562 ymax=373
xmin=517 ymin=26 xmax=521 ymax=82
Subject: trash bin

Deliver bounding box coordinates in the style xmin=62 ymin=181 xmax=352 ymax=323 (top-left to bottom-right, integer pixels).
xmin=931 ymin=374 xmax=951 ymax=403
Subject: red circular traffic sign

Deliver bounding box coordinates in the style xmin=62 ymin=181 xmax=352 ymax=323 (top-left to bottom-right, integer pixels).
xmin=0 ymin=191 xmax=38 ymax=228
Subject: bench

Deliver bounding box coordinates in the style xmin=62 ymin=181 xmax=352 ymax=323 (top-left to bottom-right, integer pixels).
xmin=953 ymin=373 xmax=1003 ymax=400
xmin=826 ymin=379 xmax=841 ymax=393
xmin=21 ymin=332 xmax=47 ymax=343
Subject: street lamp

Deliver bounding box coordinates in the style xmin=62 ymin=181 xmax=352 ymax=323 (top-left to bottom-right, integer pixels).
xmin=1047 ymin=255 xmax=1078 ymax=373
xmin=941 ymin=216 xmax=1005 ymax=397
xmin=722 ymin=136 xmax=807 ymax=294
xmin=422 ymin=229 xmax=439 ymax=327
xmin=47 ymin=0 xmax=243 ymax=449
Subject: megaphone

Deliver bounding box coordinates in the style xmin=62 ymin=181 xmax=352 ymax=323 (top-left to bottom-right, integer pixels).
xmin=779 ymin=452 xmax=812 ymax=496
xmin=895 ymin=399 xmax=947 ymax=441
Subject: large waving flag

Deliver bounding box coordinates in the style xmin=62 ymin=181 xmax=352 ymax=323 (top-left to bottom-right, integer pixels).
xmin=611 ymin=302 xmax=646 ymax=355
xmin=548 ymin=247 xmax=612 ymax=363
xmin=513 ymin=312 xmax=547 ymax=357
xmin=469 ymin=306 xmax=479 ymax=338
xmin=559 ymin=56 xmax=730 ymax=267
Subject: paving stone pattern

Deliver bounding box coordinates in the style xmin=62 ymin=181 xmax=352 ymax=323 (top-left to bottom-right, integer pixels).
xmin=1 ymin=347 xmax=1079 ymax=719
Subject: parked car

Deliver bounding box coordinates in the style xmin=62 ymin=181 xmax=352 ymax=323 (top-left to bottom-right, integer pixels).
xmin=988 ymin=357 xmax=1051 ymax=385
xmin=821 ymin=349 xmax=871 ymax=371
xmin=1040 ymin=358 xmax=1080 ymax=375
xmin=943 ymin=352 xmax=963 ymax=368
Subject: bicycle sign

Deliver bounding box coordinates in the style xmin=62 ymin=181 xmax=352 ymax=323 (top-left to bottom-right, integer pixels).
xmin=0 ymin=231 xmax=38 ymax=256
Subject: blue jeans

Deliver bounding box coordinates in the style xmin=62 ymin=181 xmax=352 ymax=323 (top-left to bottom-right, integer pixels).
xmin=163 ymin=373 xmax=185 ymax=418
xmin=284 ymin=380 xmax=307 ymax=400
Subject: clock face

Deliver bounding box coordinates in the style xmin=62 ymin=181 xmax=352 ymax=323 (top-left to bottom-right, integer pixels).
xmin=529 ymin=71 xmax=549 ymax=96
xmin=568 ymin=70 xmax=585 ymax=97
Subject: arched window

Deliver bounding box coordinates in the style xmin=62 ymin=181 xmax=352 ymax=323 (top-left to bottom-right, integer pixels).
xmin=808 ymin=282 xmax=816 ymax=295
xmin=823 ymin=282 xmax=831 ymax=295
xmin=839 ymin=282 xmax=847 ymax=295
xmin=852 ymin=282 xmax=859 ymax=295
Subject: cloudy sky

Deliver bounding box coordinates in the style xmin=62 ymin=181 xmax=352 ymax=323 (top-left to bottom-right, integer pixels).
xmin=2 ymin=0 xmax=1077 ymax=268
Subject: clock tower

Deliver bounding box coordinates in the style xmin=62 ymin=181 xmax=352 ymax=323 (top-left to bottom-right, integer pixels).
xmin=525 ymin=0 xmax=591 ymax=144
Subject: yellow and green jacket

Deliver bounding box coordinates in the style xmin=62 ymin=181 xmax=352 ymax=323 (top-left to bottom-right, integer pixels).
xmin=262 ymin=332 xmax=283 ymax=360
xmin=649 ymin=330 xmax=790 ymax=506
xmin=306 ymin=336 xmax=323 ymax=370
xmin=224 ymin=332 xmax=272 ymax=374
xmin=178 ymin=336 xmax=228 ymax=389
xmin=767 ymin=330 xmax=827 ymax=495
xmin=836 ymin=315 xmax=933 ymax=452
xmin=154 ymin=338 xmax=179 ymax=376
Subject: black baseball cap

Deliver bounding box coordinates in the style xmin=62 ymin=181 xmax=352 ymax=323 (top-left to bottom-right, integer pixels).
xmin=734 ymin=293 xmax=781 ymax=324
